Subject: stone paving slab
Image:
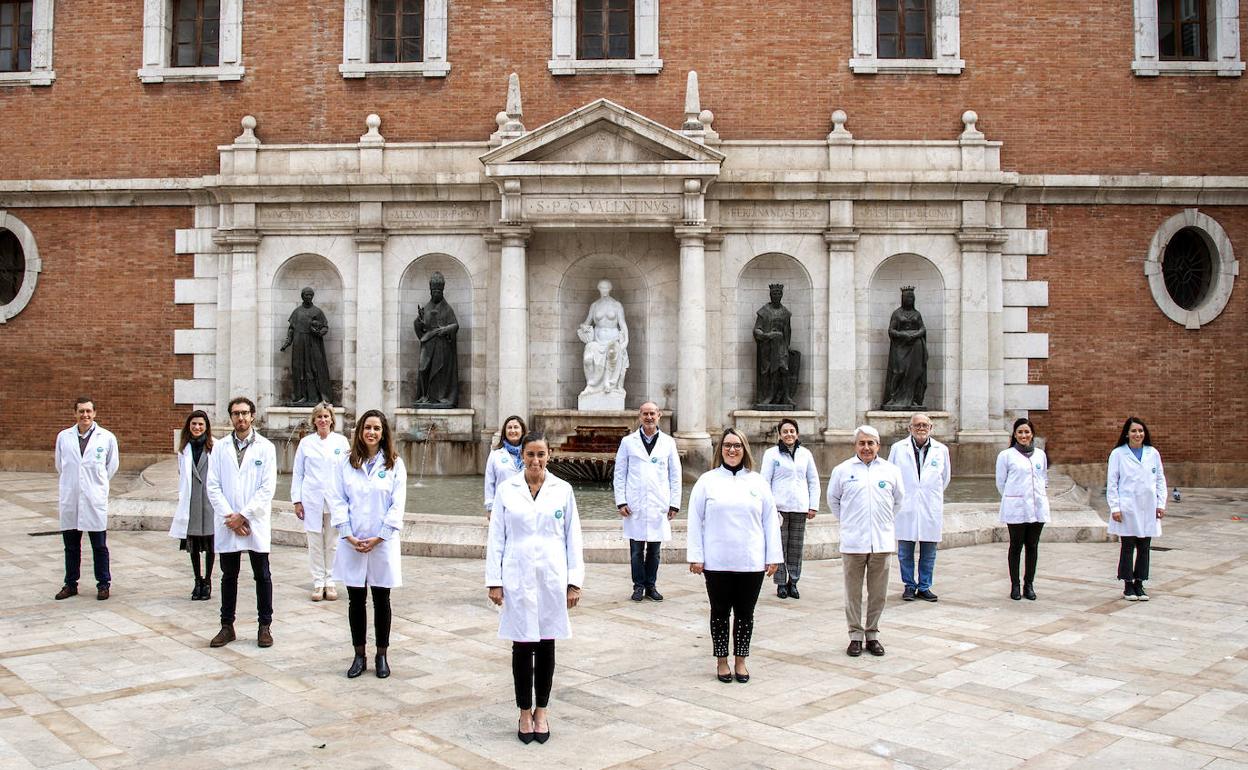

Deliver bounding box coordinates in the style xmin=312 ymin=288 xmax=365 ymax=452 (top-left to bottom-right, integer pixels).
xmin=0 ymin=473 xmax=1245 ymax=769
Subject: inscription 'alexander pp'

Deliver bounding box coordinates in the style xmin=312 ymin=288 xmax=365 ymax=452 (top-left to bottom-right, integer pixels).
xmin=526 ymin=197 xmax=681 ymax=216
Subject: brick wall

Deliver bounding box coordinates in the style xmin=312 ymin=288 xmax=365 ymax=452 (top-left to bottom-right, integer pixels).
xmin=0 ymin=1 xmax=1244 ymax=180
xmin=0 ymin=207 xmax=193 ymax=455
xmin=1028 ymin=205 xmax=1248 ymax=466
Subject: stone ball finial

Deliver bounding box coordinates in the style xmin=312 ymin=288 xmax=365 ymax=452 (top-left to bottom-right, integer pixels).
xmin=241 ymin=115 xmax=257 ymax=131
xmin=366 ymin=114 xmax=381 ymax=130
xmin=962 ymin=110 xmax=978 ymax=130
xmin=699 ymin=109 xmax=714 ymax=126
xmin=496 ymin=111 xmax=509 ymax=127
xmin=832 ymin=109 xmax=848 ymax=128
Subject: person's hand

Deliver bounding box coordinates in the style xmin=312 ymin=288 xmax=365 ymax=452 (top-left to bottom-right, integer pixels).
xmin=294 ymin=502 xmax=305 ymax=521
xmin=689 ymin=562 xmax=703 ymax=575
xmin=225 ymin=513 xmax=249 ymax=535
xmin=667 ymin=507 xmax=678 ymax=521
xmin=566 ymin=586 xmax=581 ymax=609
xmin=618 ymin=504 xmax=631 ymax=518
xmin=488 ymin=587 xmax=504 ymax=606
xmin=765 ymin=563 xmax=779 ymax=577
xmin=345 ymin=535 xmax=361 ymax=549
xmin=1156 ymin=508 xmax=1165 ymax=519
xmin=356 ymin=537 xmax=382 ymax=553
xmin=806 ymin=509 xmax=817 ymax=520
xmin=1111 ymin=511 xmax=1123 ymax=522
xmin=280 ymin=342 xmax=290 ymax=352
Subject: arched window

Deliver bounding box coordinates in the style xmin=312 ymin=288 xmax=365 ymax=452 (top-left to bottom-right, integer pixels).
xmin=0 ymin=212 xmax=40 ymax=323
xmin=0 ymin=228 xmax=21 ymax=305
xmin=1145 ymin=210 xmax=1238 ymax=329
xmin=1161 ymin=227 xmax=1213 ymax=310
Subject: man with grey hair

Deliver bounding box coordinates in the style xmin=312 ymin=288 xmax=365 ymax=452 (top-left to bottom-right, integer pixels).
xmin=827 ymin=425 xmax=905 ymax=657
xmin=888 ymin=413 xmax=950 ymax=602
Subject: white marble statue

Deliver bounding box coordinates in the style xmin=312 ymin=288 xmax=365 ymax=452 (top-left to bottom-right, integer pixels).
xmin=578 ymin=279 xmax=630 ymax=410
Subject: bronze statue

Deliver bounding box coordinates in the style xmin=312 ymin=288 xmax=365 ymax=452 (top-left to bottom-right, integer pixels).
xmin=753 ymin=283 xmax=795 ymax=409
xmin=414 ymin=272 xmax=460 ymax=408
xmin=882 ymin=286 xmax=928 ymax=411
xmin=281 ymin=287 xmax=333 ymax=406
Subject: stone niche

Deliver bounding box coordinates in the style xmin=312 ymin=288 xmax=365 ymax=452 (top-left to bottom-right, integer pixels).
xmin=867 ymin=252 xmax=947 ymax=413
xmin=732 ymin=253 xmax=815 ymax=411
xmin=269 ymin=253 xmax=345 ymax=406
xmin=398 ymin=254 xmax=473 ymax=409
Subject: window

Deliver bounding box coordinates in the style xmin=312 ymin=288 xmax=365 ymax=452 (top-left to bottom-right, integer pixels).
xmin=0 ymin=0 xmax=52 ymax=86
xmin=878 ymin=0 xmax=929 ymax=59
xmin=138 ymin=0 xmax=244 ymax=83
xmin=0 ymin=212 xmax=41 ymax=323
xmin=1133 ymin=0 xmax=1244 ymax=76
xmin=1145 ymin=210 xmax=1238 ymax=329
xmin=549 ymin=0 xmax=661 ymax=75
xmin=340 ymin=0 xmax=449 ymax=77
xmin=850 ymin=0 xmax=962 ymax=74
xmin=0 ymin=228 xmax=21 ymax=304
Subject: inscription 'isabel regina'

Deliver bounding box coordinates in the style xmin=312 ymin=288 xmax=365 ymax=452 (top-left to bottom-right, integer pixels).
xmin=526 ymin=197 xmax=681 ymax=216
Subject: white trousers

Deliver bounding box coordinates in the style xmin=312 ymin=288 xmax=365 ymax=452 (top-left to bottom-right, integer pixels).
xmin=306 ymin=509 xmax=337 ymax=588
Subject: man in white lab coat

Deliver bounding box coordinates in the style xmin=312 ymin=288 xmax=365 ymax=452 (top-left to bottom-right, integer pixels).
xmin=613 ymin=401 xmax=681 ymax=601
xmin=887 ymin=414 xmax=951 ymax=602
xmin=53 ymin=397 xmax=119 ymax=601
xmin=827 ymin=425 xmax=904 ymax=658
xmin=206 ymin=396 xmax=278 ymax=649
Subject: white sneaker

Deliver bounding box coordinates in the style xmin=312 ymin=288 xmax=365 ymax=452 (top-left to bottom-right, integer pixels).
xmin=311 ymin=587 xmax=324 ymax=602
xmin=323 ymin=585 xmax=338 ymax=601
xmin=1124 ymin=591 xmax=1138 ymax=602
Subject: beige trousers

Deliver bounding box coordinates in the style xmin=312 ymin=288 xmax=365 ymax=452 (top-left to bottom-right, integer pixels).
xmin=306 ymin=509 xmax=337 ymax=588
xmin=842 ymin=552 xmax=891 ymax=641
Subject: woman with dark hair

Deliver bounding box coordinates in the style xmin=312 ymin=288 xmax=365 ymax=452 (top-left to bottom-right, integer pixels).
xmin=688 ymin=428 xmax=782 ymax=683
xmin=1107 ymin=417 xmax=1166 ymax=601
xmin=170 ymin=410 xmax=215 ymax=600
xmin=996 ymin=418 xmax=1049 ymax=601
xmin=484 ymin=415 xmax=527 ymax=519
xmin=486 ymin=431 xmax=584 ymax=745
xmin=329 ymin=410 xmax=405 ymax=679
xmin=759 ymin=418 xmax=820 ymax=599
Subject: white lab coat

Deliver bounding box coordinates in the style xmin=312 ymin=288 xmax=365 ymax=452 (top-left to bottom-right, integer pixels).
xmin=826 ymin=456 xmax=905 ymax=554
xmin=206 ymin=431 xmax=278 ymax=553
xmin=55 ymin=424 xmax=119 ymax=532
xmin=1106 ymin=445 xmax=1166 ymax=538
xmin=996 ymin=447 xmax=1050 ymax=524
xmin=290 ymin=431 xmax=351 ymax=533
xmin=330 ymin=455 xmax=406 ymax=588
xmin=169 ymin=443 xmax=207 ymax=540
xmin=686 ymin=466 xmax=783 ymax=571
xmin=759 ymin=444 xmax=821 ymax=513
xmin=485 ymin=473 xmax=585 ymax=642
xmin=887 ymin=437 xmax=951 ymax=542
xmin=483 ymin=445 xmax=523 ymax=513
xmin=613 ymin=428 xmax=682 ymax=542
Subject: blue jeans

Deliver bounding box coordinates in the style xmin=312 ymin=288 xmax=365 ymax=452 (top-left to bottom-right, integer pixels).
xmin=896 ymin=540 xmax=937 ymax=591
xmin=630 ymin=540 xmax=661 ymax=589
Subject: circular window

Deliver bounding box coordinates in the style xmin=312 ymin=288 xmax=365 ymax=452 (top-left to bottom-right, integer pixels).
xmin=0 ymin=228 xmax=24 ymax=306
xmin=1161 ymin=227 xmax=1213 ymax=311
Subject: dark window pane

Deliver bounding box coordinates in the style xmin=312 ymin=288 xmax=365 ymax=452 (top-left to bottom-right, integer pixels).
xmin=204 ymin=0 xmax=220 ymax=18
xmin=878 ymin=13 xmax=898 ymax=34
xmin=1162 ymin=228 xmax=1214 ymax=310
xmin=17 ymin=21 xmax=28 ymax=44
xmin=1179 ymin=0 xmax=1199 ymax=21
xmin=905 ymin=0 xmax=926 ymax=9
xmin=15 ymin=48 xmax=27 ymax=69
xmin=19 ymin=1 xmax=30 ymax=25
xmin=176 ymin=43 xmax=196 ymax=66
xmin=608 ymin=11 xmax=629 ymax=34
xmin=0 ymin=229 xmax=24 ymax=306
xmin=878 ymin=0 xmax=898 ymax=9
xmin=1158 ymin=23 xmax=1176 ymax=56
xmin=201 ymin=42 xmax=217 ymax=65
xmin=378 ymin=0 xmax=395 ymax=13
xmin=905 ymin=10 xmax=926 ymax=29
xmin=176 ymin=0 xmax=196 ymax=21
xmin=1181 ymin=23 xmax=1200 ymax=57
xmin=176 ymin=19 xmax=195 ymax=44
xmin=878 ymin=37 xmax=898 ymax=58
xmin=0 ymin=57 xmax=12 ymax=74
xmin=378 ymin=13 xmax=396 ymax=38
xmin=378 ymin=38 xmax=396 ymax=62
xmin=580 ymin=34 xmax=603 ymax=58
xmin=0 ymin=6 xmax=11 ymax=25
xmin=400 ymin=37 xmax=421 ymax=61
xmin=0 ymin=28 xmax=9 ymax=49
xmin=608 ymin=35 xmax=629 ymax=58
xmin=1159 ymin=0 xmax=1174 ymax=18
xmin=203 ymin=19 xmax=219 ymax=45
xmin=401 ymin=14 xmax=420 ymax=37
xmin=583 ymin=0 xmax=602 ymax=9
xmin=583 ymin=11 xmax=601 ymax=33
xmin=905 ymin=35 xmax=926 ymax=57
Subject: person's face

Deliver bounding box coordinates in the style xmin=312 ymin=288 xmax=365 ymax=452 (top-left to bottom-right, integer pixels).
xmin=598 ymin=280 xmax=611 ymax=297
xmin=313 ymin=410 xmax=333 ymax=436
xmin=301 ymin=289 xmax=314 ymax=305
xmin=902 ymin=291 xmax=915 ymax=309
xmin=769 ymin=287 xmax=783 ymax=305
xmin=360 ymin=416 xmax=384 ymax=451
xmin=909 ymin=417 xmax=932 ymax=445
xmin=75 ymin=402 xmax=96 ymax=432
xmin=1013 ymin=423 xmax=1034 ymax=447
xmin=430 ymin=284 xmax=444 ymax=303
xmin=188 ymin=417 xmax=207 ymax=438
xmin=639 ymin=403 xmax=659 ymax=432
xmin=855 ymin=434 xmax=879 ymax=463
xmin=229 ymin=403 xmax=254 ymax=435
xmin=1127 ymin=423 xmax=1146 ymax=449
xmin=779 ymin=424 xmax=798 ymax=446
xmin=721 ymin=433 xmax=745 ymax=464
xmin=523 ymin=440 xmax=549 ymax=474
xmin=504 ymin=419 xmax=523 ymax=444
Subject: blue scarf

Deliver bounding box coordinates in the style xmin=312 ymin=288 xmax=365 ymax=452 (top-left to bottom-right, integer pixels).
xmin=503 ymin=440 xmax=522 ymax=469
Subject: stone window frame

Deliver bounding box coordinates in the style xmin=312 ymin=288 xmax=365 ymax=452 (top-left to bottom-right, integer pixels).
xmin=0 ymin=0 xmax=54 ymax=87
xmin=0 ymin=211 xmax=42 ymax=324
xmin=1132 ymin=0 xmax=1244 ymax=76
xmin=1145 ymin=209 xmax=1238 ymax=329
xmin=850 ymin=0 xmax=964 ymax=75
xmin=549 ymin=0 xmax=662 ymax=75
xmin=138 ymin=0 xmax=244 ymax=83
xmin=340 ymin=0 xmax=450 ymax=78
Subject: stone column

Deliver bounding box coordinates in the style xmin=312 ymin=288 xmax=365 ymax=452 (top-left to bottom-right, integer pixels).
xmin=674 ymin=227 xmax=712 ymax=469
xmin=823 ymin=228 xmax=860 ymax=444
xmin=956 ymin=228 xmax=1009 ymax=463
xmin=222 ymin=230 xmax=259 ymax=403
xmin=496 ymin=227 xmax=531 ymax=424
xmin=354 ymin=214 xmax=385 ymax=413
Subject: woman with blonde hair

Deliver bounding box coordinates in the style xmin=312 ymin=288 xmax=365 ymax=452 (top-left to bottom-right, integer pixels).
xmin=291 ymin=402 xmax=351 ymax=601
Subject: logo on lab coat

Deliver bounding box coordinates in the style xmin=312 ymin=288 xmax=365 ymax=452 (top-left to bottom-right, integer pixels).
xmin=254 ymin=459 xmax=262 ymax=466
xmin=96 ymin=446 xmax=104 ymax=454
xmin=378 ymin=470 xmax=387 ymax=478
xmin=878 ymin=481 xmax=887 ymax=488
xmin=749 ymin=488 xmax=759 ymax=498
xmin=1035 ymin=463 xmax=1042 ymax=470
xmin=555 ymin=508 xmax=564 ymax=519
xmin=334 ymin=448 xmax=342 ymax=455
xmin=930 ymin=460 xmax=938 ymax=467
xmin=650 ymin=457 xmax=658 ymax=464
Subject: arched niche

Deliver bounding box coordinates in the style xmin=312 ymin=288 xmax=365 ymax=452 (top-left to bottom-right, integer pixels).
xmin=734 ymin=253 xmax=814 ymax=410
xmin=868 ymin=253 xmax=947 ymax=411
xmin=0 ymin=211 xmax=42 ymax=324
xmin=271 ymin=254 xmax=345 ymax=405
xmin=399 ymin=254 xmax=473 ymax=408
xmin=557 ymin=255 xmax=649 ymax=410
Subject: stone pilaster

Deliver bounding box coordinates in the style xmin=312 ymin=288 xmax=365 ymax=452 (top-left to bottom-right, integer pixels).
xmin=354 ymin=208 xmax=385 ymax=414
xmin=675 ymin=226 xmax=713 ymax=470
xmin=496 ymin=227 xmax=531 ymax=425
xmin=956 ymin=228 xmax=1009 ymax=446
xmin=220 ymin=229 xmax=260 ymax=404
xmin=823 ymin=226 xmax=860 ymax=442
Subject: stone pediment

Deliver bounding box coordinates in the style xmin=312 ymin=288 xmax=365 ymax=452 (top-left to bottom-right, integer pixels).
xmin=481 ymin=98 xmax=724 ymax=170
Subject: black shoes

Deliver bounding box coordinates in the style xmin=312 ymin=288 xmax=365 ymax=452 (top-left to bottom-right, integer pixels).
xmin=916 ymin=589 xmax=938 ymax=602
xmin=347 ymin=653 xmax=367 ymax=678
xmin=191 ymin=580 xmax=203 ymax=601
xmin=645 ymin=587 xmax=664 ymax=601
xmin=630 ymin=587 xmax=644 ymax=602
xmin=716 ymin=669 xmax=733 ymax=683
xmin=1010 ymin=583 xmax=1022 ymax=601
xmin=533 ymin=723 xmax=550 ymax=744
xmin=865 ymin=640 xmax=886 ymax=657
xmin=846 ymin=640 xmax=863 ymax=657
xmin=375 ymin=653 xmax=390 ymax=679
xmin=517 ymin=718 xmax=535 ymax=744
xmin=776 ymin=584 xmax=789 ymax=599
xmin=787 ymin=583 xmax=800 ymax=600
xmin=1123 ymin=581 xmax=1138 ymax=601
xmin=734 ymin=670 xmax=750 ymax=683
xmin=1134 ymin=581 xmax=1149 ymax=601
xmin=902 ymin=586 xmax=916 ymax=601
xmin=1023 ymin=584 xmax=1036 ymax=601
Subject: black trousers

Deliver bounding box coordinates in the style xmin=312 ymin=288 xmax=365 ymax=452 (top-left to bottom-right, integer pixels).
xmin=1117 ymin=536 xmax=1151 ymax=581
xmin=219 ymin=551 xmax=273 ymax=625
xmin=185 ymin=535 xmax=215 ymax=581
xmin=512 ymin=640 xmax=555 ymax=710
xmin=63 ymin=529 xmax=110 ymax=589
xmin=630 ymin=539 xmax=661 ymax=589
xmin=703 ymin=570 xmax=764 ymax=658
xmin=347 ymin=586 xmax=392 ymax=648
xmin=1007 ymin=523 xmax=1044 ymax=586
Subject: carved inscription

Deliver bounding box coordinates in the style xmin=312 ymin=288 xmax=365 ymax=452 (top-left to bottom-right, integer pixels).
xmin=855 ymin=202 xmax=959 ymax=227
xmin=524 ymin=196 xmax=681 ymax=217
xmin=384 ymin=203 xmax=486 ymax=226
xmin=257 ymin=205 xmax=357 ymax=225
xmin=722 ymin=202 xmax=824 ymax=224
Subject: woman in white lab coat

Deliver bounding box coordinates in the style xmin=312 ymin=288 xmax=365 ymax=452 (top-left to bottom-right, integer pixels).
xmin=169 ymin=410 xmax=215 ymax=600
xmin=291 ymin=402 xmax=351 ymax=602
xmin=996 ymin=417 xmax=1050 ymax=601
xmin=330 ymin=409 xmax=406 ymax=680
xmin=688 ymin=428 xmax=783 ymax=684
xmin=483 ymin=414 xmax=526 ymax=518
xmin=1107 ymin=417 xmax=1166 ymax=601
xmin=486 ymin=432 xmax=584 ymax=745
xmin=759 ymin=418 xmax=820 ymax=599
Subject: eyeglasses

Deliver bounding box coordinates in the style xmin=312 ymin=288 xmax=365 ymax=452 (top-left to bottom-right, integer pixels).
xmin=230 ymin=410 xmax=252 ymax=417
xmin=722 ymin=443 xmax=744 ymax=451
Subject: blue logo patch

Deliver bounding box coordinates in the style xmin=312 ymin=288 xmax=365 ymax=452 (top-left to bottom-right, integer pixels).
xmin=254 ymin=459 xmax=262 ymax=466
xmin=1151 ymin=467 xmax=1156 ymax=474
xmin=878 ymin=481 xmax=887 ymax=489
xmin=930 ymin=460 xmax=938 ymax=467
xmin=1035 ymin=463 xmax=1042 ymax=470
xmin=96 ymin=447 xmax=104 ymax=454
xmin=378 ymin=470 xmax=387 ymax=478
xmin=650 ymin=457 xmax=658 ymax=464
xmin=334 ymin=448 xmax=342 ymax=455
xmin=555 ymin=509 xmax=564 ymax=519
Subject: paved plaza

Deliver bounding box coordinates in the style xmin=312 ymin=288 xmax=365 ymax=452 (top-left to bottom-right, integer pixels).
xmin=0 ymin=472 xmax=1246 ymax=769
